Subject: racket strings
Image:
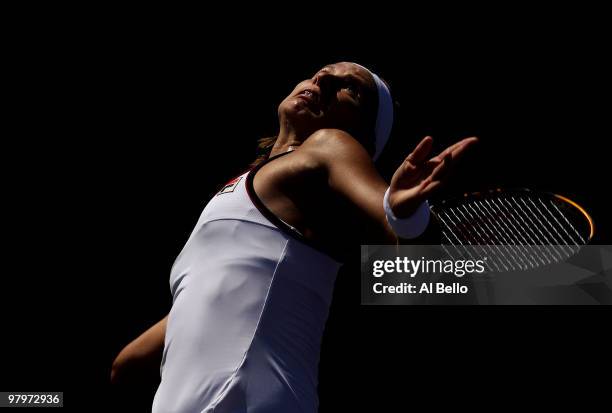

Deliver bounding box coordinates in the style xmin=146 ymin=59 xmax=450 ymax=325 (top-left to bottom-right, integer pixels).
xmin=433 ymin=193 xmax=586 ymax=271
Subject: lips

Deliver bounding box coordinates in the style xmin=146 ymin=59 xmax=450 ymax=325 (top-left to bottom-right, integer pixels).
xmin=296 ymin=88 xmax=320 ymax=108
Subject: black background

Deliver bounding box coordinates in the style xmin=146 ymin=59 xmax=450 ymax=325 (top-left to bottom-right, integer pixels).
xmin=2 ymin=10 xmax=610 ymax=411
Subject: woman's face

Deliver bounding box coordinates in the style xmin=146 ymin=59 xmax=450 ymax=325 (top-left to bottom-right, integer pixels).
xmin=279 ymin=62 xmax=378 ymax=142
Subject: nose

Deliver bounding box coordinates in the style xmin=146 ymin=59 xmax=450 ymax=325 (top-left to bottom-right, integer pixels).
xmin=312 ymin=70 xmax=332 ymax=86
xmin=313 ymin=73 xmax=338 ymax=99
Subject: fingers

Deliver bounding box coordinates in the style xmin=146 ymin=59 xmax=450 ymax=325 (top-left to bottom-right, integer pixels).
xmin=408 ymin=137 xmax=477 ymax=198
xmin=449 ymin=136 xmax=478 ymax=162
xmin=422 ymin=180 xmax=443 ymax=197
xmin=430 ymin=153 xmax=452 ymax=181
xmin=419 ymin=159 xmax=449 ymax=198
xmin=433 ymin=137 xmax=478 ymax=161
xmin=405 ymin=136 xmax=433 ymax=166
xmin=425 ymin=137 xmax=478 ymax=190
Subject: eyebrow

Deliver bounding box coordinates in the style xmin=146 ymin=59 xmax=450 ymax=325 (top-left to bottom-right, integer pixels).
xmin=340 ymin=73 xmax=371 ymax=92
xmin=319 ymin=67 xmax=367 ymax=85
xmin=345 ymin=73 xmax=366 ymax=84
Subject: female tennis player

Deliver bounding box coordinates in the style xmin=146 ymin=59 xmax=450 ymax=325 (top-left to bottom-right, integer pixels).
xmin=111 ymin=62 xmax=477 ymax=412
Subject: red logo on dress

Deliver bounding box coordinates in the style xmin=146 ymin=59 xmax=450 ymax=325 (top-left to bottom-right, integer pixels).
xmin=217 ymin=175 xmax=243 ymax=195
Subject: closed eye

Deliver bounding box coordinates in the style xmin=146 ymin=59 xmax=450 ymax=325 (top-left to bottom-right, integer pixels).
xmin=341 ymin=79 xmax=360 ymax=98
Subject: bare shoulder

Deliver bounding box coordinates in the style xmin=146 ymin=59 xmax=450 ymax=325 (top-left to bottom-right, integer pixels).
xmin=300 ymin=128 xmax=372 ymax=166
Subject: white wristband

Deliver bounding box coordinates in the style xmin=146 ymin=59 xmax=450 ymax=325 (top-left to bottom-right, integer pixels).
xmin=383 ymin=187 xmax=430 ymax=239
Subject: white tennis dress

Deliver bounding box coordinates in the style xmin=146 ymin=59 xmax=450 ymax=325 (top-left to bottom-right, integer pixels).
xmin=151 ymin=151 xmax=343 ymax=413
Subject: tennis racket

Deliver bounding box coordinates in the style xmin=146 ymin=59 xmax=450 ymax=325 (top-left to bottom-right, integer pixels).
xmin=429 ymin=189 xmax=594 ymax=271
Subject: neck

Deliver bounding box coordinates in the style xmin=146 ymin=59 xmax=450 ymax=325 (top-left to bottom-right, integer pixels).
xmin=270 ymin=117 xmax=307 ymax=157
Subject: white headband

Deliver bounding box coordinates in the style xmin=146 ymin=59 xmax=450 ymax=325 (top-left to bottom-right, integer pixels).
xmin=351 ymin=63 xmax=394 ymax=160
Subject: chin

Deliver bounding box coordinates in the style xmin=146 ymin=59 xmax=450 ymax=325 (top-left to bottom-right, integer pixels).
xmin=281 ymin=103 xmax=313 ymax=121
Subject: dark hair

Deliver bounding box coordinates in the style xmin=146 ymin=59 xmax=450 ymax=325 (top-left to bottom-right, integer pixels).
xmin=250 ymin=135 xmax=278 ymax=168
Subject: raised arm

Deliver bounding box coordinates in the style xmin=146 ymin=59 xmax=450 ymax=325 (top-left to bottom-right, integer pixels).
xmin=111 ymin=315 xmax=168 ymax=386
xmin=301 ymin=129 xmax=477 ymax=243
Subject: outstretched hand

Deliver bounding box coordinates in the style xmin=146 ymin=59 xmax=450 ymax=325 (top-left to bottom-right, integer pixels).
xmin=388 ymin=136 xmax=478 ymax=218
